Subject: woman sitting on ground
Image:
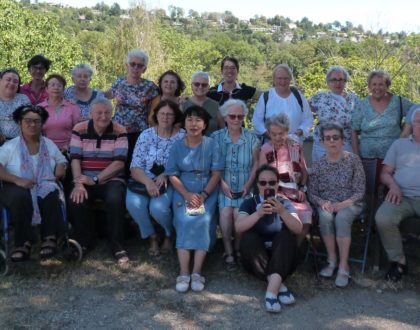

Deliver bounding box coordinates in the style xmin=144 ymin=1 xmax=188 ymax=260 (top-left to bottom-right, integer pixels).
xmin=0 ymin=105 xmax=67 ymax=261
xmin=236 ymin=164 xmax=302 ymax=313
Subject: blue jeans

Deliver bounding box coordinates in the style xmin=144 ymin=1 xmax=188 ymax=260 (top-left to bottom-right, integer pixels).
xmin=126 ymin=187 xmax=174 ymax=239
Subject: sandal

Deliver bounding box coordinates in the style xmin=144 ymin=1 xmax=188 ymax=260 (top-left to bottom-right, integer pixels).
xmin=319 ymin=260 xmax=336 ymax=278
xmin=115 ymin=250 xmax=130 ymax=265
xmin=386 ymin=262 xmax=407 ymax=282
xmin=40 ymin=236 xmax=57 ymax=259
xmin=148 ymin=238 xmax=160 ymax=257
xmin=223 ymin=253 xmax=236 ymax=271
xmin=11 ymin=242 xmax=31 ymax=262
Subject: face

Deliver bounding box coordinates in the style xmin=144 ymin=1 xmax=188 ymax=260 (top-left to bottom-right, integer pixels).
xmin=273 ymin=68 xmax=291 ymax=91
xmin=225 ymin=104 xmax=245 ymax=129
xmin=0 ymin=72 xmax=19 ymax=96
xmin=46 ymin=78 xmax=64 ymax=98
xmin=327 ymin=71 xmax=347 ymax=94
xmin=191 ymin=77 xmax=209 ymax=98
xmin=321 ymin=129 xmax=343 ymax=153
xmin=222 ymin=60 xmax=238 ymax=84
xmin=412 ymin=111 xmax=420 ymax=142
xmin=19 ymin=112 xmax=43 ymax=138
xmin=161 ymin=74 xmax=178 ymax=96
xmin=257 ymin=170 xmax=279 ymax=196
xmin=368 ymin=75 xmax=389 ymax=100
xmin=156 ymin=105 xmax=175 ymax=129
xmin=91 ymin=103 xmax=112 ymax=131
xmin=29 ymin=64 xmax=47 ymax=81
xmin=72 ymin=69 xmax=91 ymax=89
xmin=126 ymin=56 xmax=146 ymax=79
xmin=185 ymin=115 xmax=206 ymax=137
xmin=268 ymin=124 xmax=288 ymax=148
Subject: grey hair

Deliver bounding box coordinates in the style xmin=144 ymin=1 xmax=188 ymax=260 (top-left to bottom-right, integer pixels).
xmin=272 ymin=64 xmax=294 ymax=81
xmin=367 ymin=70 xmax=391 ymax=87
xmin=265 ymin=113 xmax=290 ymax=132
xmin=191 ymin=71 xmax=210 ymax=82
xmin=326 ymin=66 xmax=349 ymax=82
xmin=220 ymin=99 xmax=248 ymax=117
xmin=90 ymin=98 xmax=113 ymax=112
xmin=411 ymin=105 xmax=420 ymax=122
xmin=320 ymin=122 xmax=344 ymax=139
xmin=127 ymin=49 xmax=149 ymax=67
xmin=71 ymin=64 xmax=93 ymax=78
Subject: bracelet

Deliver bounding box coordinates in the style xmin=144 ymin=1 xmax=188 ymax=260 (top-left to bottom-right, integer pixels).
xmin=201 ymin=190 xmax=209 ymax=200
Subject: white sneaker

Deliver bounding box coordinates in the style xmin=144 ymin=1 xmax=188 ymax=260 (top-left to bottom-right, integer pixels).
xmin=319 ymin=261 xmax=336 ymax=278
xmin=191 ymin=273 xmax=205 ymax=292
xmin=335 ymin=269 xmax=350 ymax=288
xmin=175 ymin=275 xmax=190 ymax=293
xmin=278 ymin=284 xmax=295 ymax=305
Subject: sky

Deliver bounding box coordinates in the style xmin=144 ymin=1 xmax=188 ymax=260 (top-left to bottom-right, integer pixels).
xmin=40 ymin=0 xmax=420 ymax=33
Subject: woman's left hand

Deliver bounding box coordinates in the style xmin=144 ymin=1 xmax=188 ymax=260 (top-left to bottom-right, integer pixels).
xmin=296 ymin=190 xmax=306 ymax=202
xmin=154 ymin=174 xmax=167 ymax=189
xmin=268 ymin=198 xmax=286 ymax=215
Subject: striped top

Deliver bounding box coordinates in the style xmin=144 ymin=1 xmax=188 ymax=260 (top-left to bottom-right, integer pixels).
xmin=69 ymin=120 xmax=128 ymax=180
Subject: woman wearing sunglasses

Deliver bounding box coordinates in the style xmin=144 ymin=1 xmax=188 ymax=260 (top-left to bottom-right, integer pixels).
xmin=308 ymin=122 xmax=365 ymax=288
xmin=211 ymin=99 xmax=260 ymax=270
xmin=105 ymin=49 xmax=159 ymax=173
xmin=236 ymin=164 xmax=302 ymax=313
xmin=182 ymin=71 xmax=224 ymax=136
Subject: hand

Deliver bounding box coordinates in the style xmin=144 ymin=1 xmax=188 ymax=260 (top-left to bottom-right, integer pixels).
xmin=146 ymin=180 xmax=160 ymax=197
xmin=14 ymin=177 xmax=36 ymax=189
xmin=73 ymin=175 xmax=95 ymax=186
xmin=54 ymin=164 xmax=66 ymax=181
xmin=70 ymin=184 xmax=88 ymax=204
xmin=256 ymin=200 xmax=274 ymax=218
xmin=385 ymin=183 xmax=402 ymax=205
xmin=220 ymin=180 xmax=232 ymax=199
xmin=268 ymin=198 xmax=287 ymax=215
xmin=184 ymin=192 xmax=203 ymax=208
xmin=242 ymin=182 xmax=252 ymax=198
xmin=320 ymin=200 xmax=334 ymax=213
xmin=296 ymin=190 xmax=306 ymax=202
xmin=154 ymin=174 xmax=167 ymax=189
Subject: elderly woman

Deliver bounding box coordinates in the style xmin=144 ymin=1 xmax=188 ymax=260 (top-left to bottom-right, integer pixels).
xmin=252 ymin=64 xmax=313 ymax=143
xmin=20 ymin=55 xmax=52 ymax=105
xmin=259 ymin=114 xmax=312 ymax=245
xmin=351 ymin=70 xmax=413 ymax=161
xmin=166 ymin=106 xmax=223 ymax=293
xmin=65 ymin=64 xmax=105 ymax=121
xmin=182 ymin=71 xmax=224 ymax=136
xmin=0 ymin=68 xmax=31 ymax=144
xmin=147 ymin=70 xmax=186 ymax=125
xmin=68 ymin=98 xmax=129 ymax=264
xmin=309 ymin=66 xmax=359 ymax=162
xmin=211 ymin=99 xmax=260 ymax=269
xmin=207 ymin=56 xmax=259 ymax=106
xmin=236 ymin=165 xmax=302 ymax=313
xmin=39 ymin=74 xmax=80 ymax=152
xmin=0 ymin=105 xmax=67 ymax=261
xmin=126 ymin=100 xmax=185 ymax=256
xmin=308 ymin=122 xmax=365 ymax=288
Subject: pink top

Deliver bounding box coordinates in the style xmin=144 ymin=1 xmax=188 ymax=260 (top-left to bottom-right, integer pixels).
xmin=40 ymin=99 xmax=81 ymax=150
xmin=21 ymin=81 xmax=49 ymax=105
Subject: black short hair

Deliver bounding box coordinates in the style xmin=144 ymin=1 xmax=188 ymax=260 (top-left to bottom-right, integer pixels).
xmin=157 ymin=70 xmax=186 ymax=97
xmin=27 ymin=55 xmax=52 ymax=71
xmin=255 ymin=164 xmax=281 ymax=183
xmin=46 ymin=74 xmax=66 ymax=88
xmin=183 ymin=105 xmax=211 ymax=134
xmin=152 ymin=99 xmax=184 ymax=126
xmin=0 ymin=68 xmax=22 ymax=93
xmin=13 ymin=105 xmax=49 ymax=124
xmin=221 ymin=56 xmax=239 ymax=72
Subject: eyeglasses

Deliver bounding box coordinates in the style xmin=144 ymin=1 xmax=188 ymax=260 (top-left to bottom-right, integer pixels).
xmin=192 ymin=82 xmax=209 ymax=88
xmin=223 ymin=66 xmax=237 ymax=71
xmin=258 ymin=180 xmax=277 ymax=186
xmin=157 ymin=112 xmax=175 ymax=118
xmin=328 ymin=79 xmax=346 ymax=83
xmin=323 ymin=135 xmax=342 ymax=141
xmin=22 ymin=118 xmax=42 ymax=126
xmin=227 ymin=114 xmax=245 ymax=120
xmin=128 ymin=62 xmax=145 ymax=69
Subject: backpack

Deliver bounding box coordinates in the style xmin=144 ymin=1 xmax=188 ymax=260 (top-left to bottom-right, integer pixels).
xmin=262 ymin=86 xmax=303 ymax=122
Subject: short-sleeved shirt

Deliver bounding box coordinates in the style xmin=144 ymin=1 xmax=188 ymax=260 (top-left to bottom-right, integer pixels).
xmin=383 ymin=137 xmax=420 ymax=197
xmin=207 ymin=81 xmax=256 ymax=106
xmin=239 ymin=195 xmax=297 ymax=241
xmin=0 ymin=93 xmax=31 ymax=139
xmin=64 ymin=86 xmax=105 ymax=121
xmin=182 ymin=98 xmax=220 ymax=136
xmin=110 ymin=77 xmax=159 ymax=134
xmin=20 ymin=81 xmax=48 ymax=105
xmin=69 ymin=120 xmax=128 ymax=181
xmin=39 ymin=99 xmax=81 ymax=150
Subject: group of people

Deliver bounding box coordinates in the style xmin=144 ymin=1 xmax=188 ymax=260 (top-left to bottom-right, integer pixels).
xmin=0 ymin=50 xmax=419 ymax=313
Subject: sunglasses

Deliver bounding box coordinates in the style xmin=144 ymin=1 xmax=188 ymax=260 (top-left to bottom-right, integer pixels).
xmin=323 ymin=135 xmax=342 ymax=141
xmin=227 ymin=114 xmax=244 ymax=120
xmin=258 ymin=180 xmax=277 ymax=186
xmin=128 ymin=62 xmax=145 ymax=69
xmin=192 ymin=82 xmax=209 ymax=88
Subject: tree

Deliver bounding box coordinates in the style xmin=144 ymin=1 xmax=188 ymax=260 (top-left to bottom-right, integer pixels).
xmin=109 ymin=3 xmax=121 ymax=16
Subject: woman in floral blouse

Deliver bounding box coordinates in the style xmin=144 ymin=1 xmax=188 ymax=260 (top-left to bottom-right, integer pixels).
xmin=309 ymin=66 xmax=359 ymax=162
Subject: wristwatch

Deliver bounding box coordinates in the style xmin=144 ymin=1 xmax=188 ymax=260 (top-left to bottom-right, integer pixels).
xmin=92 ymin=176 xmax=99 ymax=185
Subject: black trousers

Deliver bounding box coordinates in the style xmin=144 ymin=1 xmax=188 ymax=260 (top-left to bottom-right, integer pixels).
xmin=68 ymin=180 xmax=126 ymax=253
xmin=125 ymin=132 xmax=140 ymax=178
xmin=240 ymin=229 xmax=298 ymax=282
xmin=0 ymin=183 xmax=63 ymax=247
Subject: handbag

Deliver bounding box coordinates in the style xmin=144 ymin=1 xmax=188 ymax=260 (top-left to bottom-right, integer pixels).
xmin=127 ymin=179 xmax=166 ymax=197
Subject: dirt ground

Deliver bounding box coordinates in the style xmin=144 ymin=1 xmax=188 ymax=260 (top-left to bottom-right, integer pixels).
xmin=1 ymin=236 xmax=420 ymax=330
